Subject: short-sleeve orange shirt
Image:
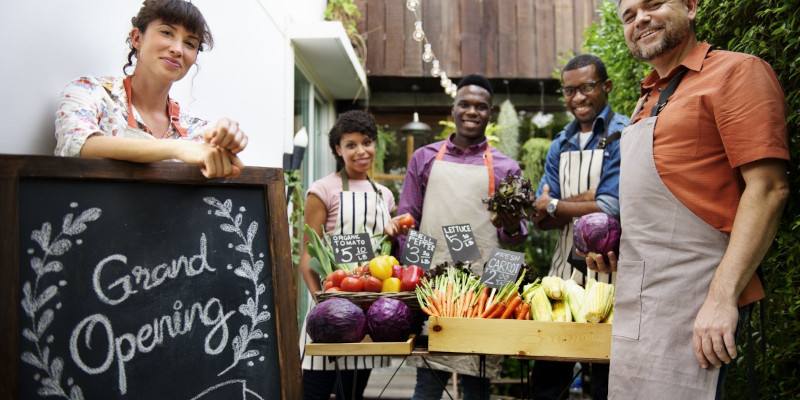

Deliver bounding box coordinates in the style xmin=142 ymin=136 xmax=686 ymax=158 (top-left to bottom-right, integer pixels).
xmin=632 ymin=42 xmax=789 ymax=305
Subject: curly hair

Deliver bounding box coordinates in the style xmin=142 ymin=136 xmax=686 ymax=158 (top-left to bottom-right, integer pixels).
xmin=328 ymin=110 xmax=378 ymax=170
xmin=123 ymin=0 xmax=214 ymax=76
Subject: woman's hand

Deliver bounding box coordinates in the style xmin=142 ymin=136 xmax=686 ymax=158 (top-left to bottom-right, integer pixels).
xmin=204 ymin=118 xmax=248 ymax=154
xmin=385 ymin=213 xmax=414 ymax=238
xmin=176 ymin=141 xmax=244 ymax=179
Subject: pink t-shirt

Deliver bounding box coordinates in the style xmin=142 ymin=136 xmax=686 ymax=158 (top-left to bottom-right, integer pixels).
xmin=307 ymin=172 xmax=396 ymax=234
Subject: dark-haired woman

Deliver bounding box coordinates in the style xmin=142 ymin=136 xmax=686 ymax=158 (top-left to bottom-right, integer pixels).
xmin=55 ymin=0 xmax=246 ymax=178
xmin=298 ymin=110 xmax=411 ymax=400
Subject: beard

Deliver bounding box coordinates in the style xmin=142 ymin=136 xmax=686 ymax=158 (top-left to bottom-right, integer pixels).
xmin=628 ymin=18 xmax=692 ymax=61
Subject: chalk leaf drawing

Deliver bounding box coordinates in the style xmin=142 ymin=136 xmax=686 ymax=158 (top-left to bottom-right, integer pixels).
xmin=21 ymin=204 xmax=101 ymax=400
xmin=204 ymin=197 xmax=271 ymax=376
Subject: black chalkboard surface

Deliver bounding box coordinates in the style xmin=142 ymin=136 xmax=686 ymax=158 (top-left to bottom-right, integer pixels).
xmin=0 ymin=155 xmax=301 ymax=399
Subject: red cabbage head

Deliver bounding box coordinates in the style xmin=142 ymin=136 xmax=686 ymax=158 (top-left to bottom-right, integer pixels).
xmin=573 ymin=212 xmax=621 ymax=262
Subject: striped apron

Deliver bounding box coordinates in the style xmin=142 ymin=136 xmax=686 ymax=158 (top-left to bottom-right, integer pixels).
xmin=549 ymin=116 xmax=616 ymax=285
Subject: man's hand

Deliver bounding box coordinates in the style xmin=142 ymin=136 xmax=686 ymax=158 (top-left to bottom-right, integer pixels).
xmin=585 ymin=251 xmax=617 ymax=273
xmin=495 ymin=209 xmax=523 ymax=235
xmin=534 ymin=184 xmax=553 ymax=216
xmin=692 ymin=293 xmax=739 ymax=368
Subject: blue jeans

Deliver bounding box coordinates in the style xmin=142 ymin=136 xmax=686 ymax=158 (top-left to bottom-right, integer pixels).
xmin=412 ymin=367 xmax=490 ymax=400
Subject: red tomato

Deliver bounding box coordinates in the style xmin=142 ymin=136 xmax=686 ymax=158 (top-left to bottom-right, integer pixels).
xmin=362 ymin=275 xmax=383 ymax=292
xmin=341 ymin=276 xmax=364 ymax=292
xmin=325 ymin=286 xmax=341 ymax=292
xmin=391 ymin=264 xmax=404 ymax=280
xmin=323 ymin=280 xmax=335 ymax=291
xmin=397 ymin=213 xmax=415 ymax=228
xmin=330 ymin=270 xmax=347 ymax=288
xmin=325 ymin=274 xmax=333 ymax=283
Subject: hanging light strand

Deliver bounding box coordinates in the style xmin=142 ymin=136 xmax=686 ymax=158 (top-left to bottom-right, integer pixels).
xmin=406 ymin=0 xmax=457 ymax=98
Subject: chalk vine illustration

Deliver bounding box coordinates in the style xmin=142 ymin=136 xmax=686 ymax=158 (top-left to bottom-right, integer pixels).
xmin=204 ymin=197 xmax=271 ymax=376
xmin=21 ymin=204 xmax=101 ymax=400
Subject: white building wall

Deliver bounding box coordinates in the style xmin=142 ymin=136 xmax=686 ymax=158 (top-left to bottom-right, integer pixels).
xmin=0 ymin=0 xmax=327 ymax=168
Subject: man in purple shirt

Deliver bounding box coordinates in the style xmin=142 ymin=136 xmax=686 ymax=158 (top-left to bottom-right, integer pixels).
xmin=389 ymin=74 xmax=526 ymax=400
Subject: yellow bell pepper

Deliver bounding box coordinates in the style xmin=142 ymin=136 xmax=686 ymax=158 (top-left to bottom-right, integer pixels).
xmin=381 ymin=277 xmax=402 ymax=292
xmin=369 ymin=255 xmax=393 ymax=281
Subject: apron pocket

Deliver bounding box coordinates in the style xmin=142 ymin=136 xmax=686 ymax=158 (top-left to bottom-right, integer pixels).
xmin=612 ymin=260 xmax=644 ymax=340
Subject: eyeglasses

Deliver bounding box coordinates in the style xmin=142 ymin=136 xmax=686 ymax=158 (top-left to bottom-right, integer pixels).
xmin=560 ymin=80 xmax=604 ymax=98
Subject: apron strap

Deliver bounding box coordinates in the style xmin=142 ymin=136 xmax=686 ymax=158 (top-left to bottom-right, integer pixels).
xmin=123 ymin=76 xmax=189 ymax=137
xmin=340 ymin=169 xmax=382 ymax=198
xmin=650 ymin=67 xmax=689 ymax=117
xmin=435 ymin=142 xmax=495 ymax=196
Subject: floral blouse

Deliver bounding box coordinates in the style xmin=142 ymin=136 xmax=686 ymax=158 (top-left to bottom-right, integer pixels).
xmin=54 ymin=76 xmax=208 ymax=157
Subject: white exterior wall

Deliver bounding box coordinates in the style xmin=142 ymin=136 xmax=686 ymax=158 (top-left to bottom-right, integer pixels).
xmin=0 ymin=0 xmax=329 ymax=168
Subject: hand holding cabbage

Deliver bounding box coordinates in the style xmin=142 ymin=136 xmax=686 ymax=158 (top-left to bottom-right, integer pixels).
xmin=573 ymin=212 xmax=620 ymax=273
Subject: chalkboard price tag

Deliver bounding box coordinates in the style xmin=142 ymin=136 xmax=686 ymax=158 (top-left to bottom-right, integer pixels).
xmin=480 ymin=249 xmax=525 ymax=289
xmin=400 ymin=229 xmax=437 ymax=270
xmin=441 ymin=224 xmax=481 ymax=263
xmin=330 ymin=233 xmax=374 ymax=264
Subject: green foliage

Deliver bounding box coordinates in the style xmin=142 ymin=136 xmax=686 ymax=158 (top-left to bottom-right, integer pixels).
xmin=583 ymin=0 xmax=650 ymax=116
xmin=495 ymin=100 xmax=521 ymax=160
xmin=325 ymin=0 xmax=366 ymax=67
xmin=585 ymin=1 xmax=800 ymax=398
xmin=373 ymin=126 xmax=396 ymax=174
xmin=520 ymin=138 xmax=552 ymax=191
xmin=695 ymin=2 xmax=800 ymax=398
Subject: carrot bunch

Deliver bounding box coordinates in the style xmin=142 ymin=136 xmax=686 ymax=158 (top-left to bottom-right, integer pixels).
xmin=415 ymin=267 xmax=536 ymax=320
xmin=477 ymin=273 xmax=533 ymax=320
xmin=415 ymin=267 xmax=484 ymax=318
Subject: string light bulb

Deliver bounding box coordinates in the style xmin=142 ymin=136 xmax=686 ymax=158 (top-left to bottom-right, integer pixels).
xmin=431 ymin=60 xmax=441 ymax=77
xmin=406 ymin=0 xmax=419 ymax=12
xmin=422 ymin=44 xmax=434 ymax=62
xmin=440 ymin=72 xmax=449 ymax=87
xmin=412 ymin=21 xmax=425 ymax=42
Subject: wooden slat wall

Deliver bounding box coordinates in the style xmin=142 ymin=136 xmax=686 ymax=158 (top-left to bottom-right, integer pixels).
xmin=357 ymin=0 xmax=604 ymax=79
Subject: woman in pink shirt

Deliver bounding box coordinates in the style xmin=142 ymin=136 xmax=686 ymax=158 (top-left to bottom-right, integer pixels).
xmin=298 ymin=110 xmax=410 ymax=400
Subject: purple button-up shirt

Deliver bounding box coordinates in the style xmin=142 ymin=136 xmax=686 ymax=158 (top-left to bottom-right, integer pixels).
xmin=396 ymin=135 xmax=527 ymax=253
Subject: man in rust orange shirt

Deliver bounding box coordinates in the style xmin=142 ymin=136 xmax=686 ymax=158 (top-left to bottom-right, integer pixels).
xmin=588 ymin=1 xmax=790 ymax=399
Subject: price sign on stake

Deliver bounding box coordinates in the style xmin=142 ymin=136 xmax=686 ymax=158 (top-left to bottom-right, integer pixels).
xmin=442 ymin=224 xmax=481 ymax=263
xmin=330 ymin=233 xmax=374 ymax=264
xmin=480 ymin=249 xmax=525 ymax=289
xmin=400 ymin=229 xmax=437 ymax=270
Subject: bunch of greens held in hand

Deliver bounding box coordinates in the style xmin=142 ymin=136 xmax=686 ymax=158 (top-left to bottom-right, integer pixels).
xmin=483 ymin=172 xmax=536 ymax=228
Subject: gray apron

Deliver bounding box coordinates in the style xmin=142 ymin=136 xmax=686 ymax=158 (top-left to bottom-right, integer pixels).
xmin=610 ymin=70 xmax=727 ymax=399
xmin=411 ymin=142 xmax=503 ymax=379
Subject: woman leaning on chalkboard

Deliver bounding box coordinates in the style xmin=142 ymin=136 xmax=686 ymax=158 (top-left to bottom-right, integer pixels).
xmin=298 ymin=110 xmax=412 ymax=400
xmin=54 ymin=0 xmax=247 ymax=179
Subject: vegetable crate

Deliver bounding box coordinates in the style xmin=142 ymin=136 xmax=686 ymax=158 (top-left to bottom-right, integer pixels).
xmin=305 ymin=334 xmax=416 ymax=356
xmin=427 ymin=317 xmax=611 ymax=362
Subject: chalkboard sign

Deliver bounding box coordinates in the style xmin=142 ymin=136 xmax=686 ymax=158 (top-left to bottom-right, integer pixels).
xmin=480 ymin=249 xmax=525 ymax=289
xmin=0 ymin=155 xmax=302 ymax=399
xmin=441 ymin=224 xmax=481 ymax=263
xmin=330 ymin=233 xmax=374 ymax=264
xmin=400 ymin=229 xmax=437 ymax=270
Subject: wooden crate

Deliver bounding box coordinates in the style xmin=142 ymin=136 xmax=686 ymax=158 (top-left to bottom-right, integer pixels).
xmin=427 ymin=317 xmax=610 ymax=362
xmin=305 ymin=334 xmax=416 ymax=356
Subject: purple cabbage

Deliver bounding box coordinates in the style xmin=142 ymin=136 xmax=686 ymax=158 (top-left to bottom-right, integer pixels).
xmin=573 ymin=212 xmax=621 ymax=262
xmin=306 ymin=298 xmax=366 ymax=343
xmin=366 ymin=298 xmax=412 ymax=342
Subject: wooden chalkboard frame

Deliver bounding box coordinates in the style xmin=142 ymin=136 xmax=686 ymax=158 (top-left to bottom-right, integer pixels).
xmin=0 ymin=155 xmax=302 ymax=399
